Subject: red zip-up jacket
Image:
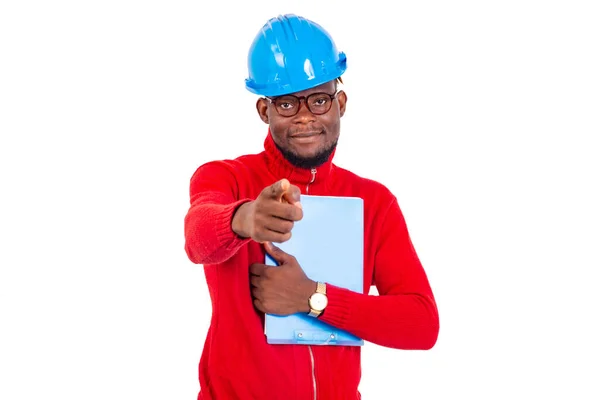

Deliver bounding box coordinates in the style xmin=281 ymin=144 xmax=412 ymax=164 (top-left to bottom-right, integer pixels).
xmin=184 ymin=132 xmax=439 ymax=400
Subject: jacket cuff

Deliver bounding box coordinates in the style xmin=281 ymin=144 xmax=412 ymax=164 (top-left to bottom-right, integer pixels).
xmin=319 ymin=284 xmax=353 ymax=329
xmin=215 ymin=199 xmax=253 ymax=250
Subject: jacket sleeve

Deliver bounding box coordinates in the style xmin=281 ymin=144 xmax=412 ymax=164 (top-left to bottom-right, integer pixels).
xmin=318 ymin=197 xmax=439 ymax=350
xmin=184 ymin=161 xmax=253 ymax=265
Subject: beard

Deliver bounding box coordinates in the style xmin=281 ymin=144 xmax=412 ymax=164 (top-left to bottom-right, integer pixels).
xmin=274 ymin=138 xmax=338 ymax=169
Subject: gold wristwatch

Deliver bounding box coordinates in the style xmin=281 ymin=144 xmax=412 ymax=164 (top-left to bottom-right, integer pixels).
xmin=308 ymin=282 xmax=328 ymax=318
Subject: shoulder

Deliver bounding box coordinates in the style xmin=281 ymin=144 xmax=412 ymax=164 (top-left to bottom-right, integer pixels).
xmin=190 ymin=152 xmax=265 ymax=180
xmin=333 ymin=165 xmax=397 ymax=207
xmin=187 ymin=152 xmax=266 ymax=201
xmin=333 ymin=165 xmax=410 ymax=237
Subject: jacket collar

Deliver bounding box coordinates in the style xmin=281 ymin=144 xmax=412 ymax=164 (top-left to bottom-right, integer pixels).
xmin=263 ymin=129 xmax=335 ymax=193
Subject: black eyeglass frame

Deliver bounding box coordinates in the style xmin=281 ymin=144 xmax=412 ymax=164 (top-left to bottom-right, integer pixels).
xmin=264 ymin=90 xmax=340 ymax=117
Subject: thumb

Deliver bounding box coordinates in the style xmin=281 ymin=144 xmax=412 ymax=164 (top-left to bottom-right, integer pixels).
xmin=282 ymin=184 xmax=302 ymax=209
xmin=267 ymin=179 xmax=290 ymax=201
xmin=264 ymin=241 xmax=291 ymax=264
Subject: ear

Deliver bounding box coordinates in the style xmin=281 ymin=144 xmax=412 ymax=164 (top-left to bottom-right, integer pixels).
xmin=256 ymin=98 xmax=270 ymax=124
xmin=337 ymin=90 xmax=347 ymax=117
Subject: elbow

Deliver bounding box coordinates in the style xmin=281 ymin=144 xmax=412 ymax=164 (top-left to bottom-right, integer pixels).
xmin=407 ymin=297 xmax=440 ymax=351
xmin=419 ymin=319 xmax=439 ymax=350
xmin=185 ymin=241 xmax=219 ymax=265
xmin=184 ymin=230 xmax=215 ymax=264
xmin=184 ymin=241 xmax=204 ymax=265
xmin=418 ymin=303 xmax=440 ymax=350
xmin=184 ymin=222 xmax=219 ymax=265
xmin=184 ymin=216 xmax=237 ymax=265
xmin=400 ymin=318 xmax=439 ymax=351
xmin=383 ymin=311 xmax=439 ymax=351
xmin=386 ymin=321 xmax=439 ymax=351
xmin=184 ymin=238 xmax=236 ymax=265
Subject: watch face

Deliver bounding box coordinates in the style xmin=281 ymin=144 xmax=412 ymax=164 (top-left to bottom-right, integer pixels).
xmin=309 ymin=293 xmax=328 ymax=311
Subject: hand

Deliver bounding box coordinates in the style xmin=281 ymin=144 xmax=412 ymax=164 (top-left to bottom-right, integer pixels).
xmin=232 ymin=179 xmax=303 ymax=243
xmin=250 ymin=242 xmax=316 ymax=315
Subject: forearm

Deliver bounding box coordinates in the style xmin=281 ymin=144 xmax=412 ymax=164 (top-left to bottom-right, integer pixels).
xmin=184 ymin=198 xmax=252 ymax=264
xmin=319 ymin=194 xmax=439 ymax=349
xmin=319 ymin=284 xmax=439 ymax=350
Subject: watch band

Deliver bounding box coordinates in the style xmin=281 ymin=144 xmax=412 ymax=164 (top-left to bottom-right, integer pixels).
xmin=316 ymin=281 xmax=326 ymax=295
xmin=308 ymin=307 xmax=322 ymax=318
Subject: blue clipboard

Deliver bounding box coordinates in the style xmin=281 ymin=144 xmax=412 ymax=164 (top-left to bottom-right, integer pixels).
xmin=264 ymin=194 xmax=364 ymax=346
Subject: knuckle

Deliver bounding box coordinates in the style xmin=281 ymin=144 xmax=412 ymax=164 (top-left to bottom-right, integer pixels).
xmin=282 ymin=206 xmax=300 ymax=221
xmin=262 ymin=300 xmax=273 ymax=312
xmin=258 ymin=204 xmax=274 ymax=220
xmin=254 ymin=224 xmax=269 ymax=239
xmin=253 ymin=232 xmax=265 ymax=242
xmin=281 ymin=220 xmax=294 ymax=233
xmin=254 ymin=200 xmax=267 ymax=215
xmin=285 ymin=206 xmax=297 ymax=220
xmin=262 ymin=184 xmax=273 ymax=195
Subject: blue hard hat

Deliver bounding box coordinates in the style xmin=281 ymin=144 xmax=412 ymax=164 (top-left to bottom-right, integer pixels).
xmin=245 ymin=14 xmax=347 ymax=96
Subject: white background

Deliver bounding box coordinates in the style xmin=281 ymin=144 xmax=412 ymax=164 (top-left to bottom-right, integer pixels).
xmin=1 ymin=1 xmax=599 ymax=399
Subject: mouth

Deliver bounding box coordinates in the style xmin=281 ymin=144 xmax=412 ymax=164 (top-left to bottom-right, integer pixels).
xmin=289 ymin=131 xmax=323 ymax=145
xmin=290 ymin=131 xmax=323 ymax=139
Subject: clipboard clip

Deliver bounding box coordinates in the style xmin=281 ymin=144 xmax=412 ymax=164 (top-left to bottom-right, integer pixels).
xmin=294 ymin=330 xmax=338 ymax=345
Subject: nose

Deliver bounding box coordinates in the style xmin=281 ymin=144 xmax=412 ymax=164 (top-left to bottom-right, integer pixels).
xmin=292 ymin=98 xmax=317 ymax=123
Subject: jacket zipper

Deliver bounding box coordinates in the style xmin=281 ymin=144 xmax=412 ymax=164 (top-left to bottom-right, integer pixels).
xmin=307 ymin=167 xmax=318 ymax=399
xmin=306 ymin=168 xmax=317 ymax=194
xmin=309 ymin=346 xmax=317 ymax=400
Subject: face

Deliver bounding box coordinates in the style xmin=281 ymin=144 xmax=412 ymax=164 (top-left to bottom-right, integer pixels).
xmin=256 ymin=80 xmax=347 ymax=169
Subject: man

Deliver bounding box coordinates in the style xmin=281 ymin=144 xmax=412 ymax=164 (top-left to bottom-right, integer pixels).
xmin=184 ymin=14 xmax=439 ymax=400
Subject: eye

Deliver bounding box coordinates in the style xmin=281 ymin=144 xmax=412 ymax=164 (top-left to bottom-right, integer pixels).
xmin=275 ymin=97 xmax=298 ymax=110
xmin=311 ymin=96 xmax=330 ymax=106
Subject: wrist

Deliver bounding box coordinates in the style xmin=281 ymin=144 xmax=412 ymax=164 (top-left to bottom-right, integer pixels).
xmin=298 ymin=279 xmax=317 ymax=313
xmin=231 ymin=201 xmax=252 ymax=238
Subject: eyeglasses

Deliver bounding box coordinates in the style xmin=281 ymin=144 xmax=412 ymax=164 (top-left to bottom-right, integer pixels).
xmin=265 ymin=91 xmax=340 ymax=117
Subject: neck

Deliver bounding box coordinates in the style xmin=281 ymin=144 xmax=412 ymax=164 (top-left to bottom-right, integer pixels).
xmin=263 ymin=131 xmax=336 ymax=193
